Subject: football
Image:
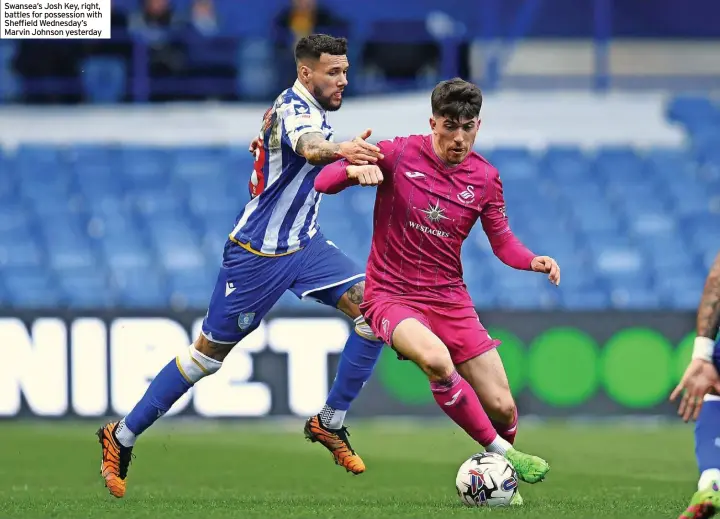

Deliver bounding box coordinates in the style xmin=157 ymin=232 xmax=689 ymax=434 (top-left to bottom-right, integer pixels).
xmin=455 ymin=452 xmax=519 ymax=507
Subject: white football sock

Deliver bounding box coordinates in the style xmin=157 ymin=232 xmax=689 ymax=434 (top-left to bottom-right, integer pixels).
xmin=319 ymin=405 xmax=347 ymax=430
xmin=485 ymin=434 xmax=512 ymax=455
xmin=114 ymin=418 xmax=137 ymax=448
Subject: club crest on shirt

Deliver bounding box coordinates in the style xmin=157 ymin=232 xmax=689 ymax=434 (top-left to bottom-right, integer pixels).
xmin=457 ymin=185 xmax=476 ymax=204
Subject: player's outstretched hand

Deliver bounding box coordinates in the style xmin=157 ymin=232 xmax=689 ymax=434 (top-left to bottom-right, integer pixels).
xmin=346 ymin=165 xmax=384 ymax=187
xmin=339 ymin=128 xmax=384 ymax=166
xmin=249 ymin=135 xmax=263 ymax=154
xmin=531 ymin=256 xmax=560 ymax=285
xmin=670 ymin=359 xmax=720 ymax=422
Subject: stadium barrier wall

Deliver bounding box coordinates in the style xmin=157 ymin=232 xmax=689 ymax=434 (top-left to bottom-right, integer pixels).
xmin=0 ymin=92 xmax=682 ymax=149
xmin=1 ymin=310 xmax=695 ymax=420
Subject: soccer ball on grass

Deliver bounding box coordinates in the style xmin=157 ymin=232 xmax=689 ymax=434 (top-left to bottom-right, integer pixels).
xmin=455 ymin=452 xmax=518 ymax=507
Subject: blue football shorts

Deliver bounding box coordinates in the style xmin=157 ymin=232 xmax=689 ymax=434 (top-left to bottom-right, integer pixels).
xmin=201 ymin=232 xmax=364 ymax=344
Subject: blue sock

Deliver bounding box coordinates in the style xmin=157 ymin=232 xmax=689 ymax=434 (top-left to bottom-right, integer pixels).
xmin=695 ymin=400 xmax=720 ymax=488
xmin=693 ymin=340 xmax=720 ymax=489
xmin=320 ymin=330 xmax=383 ymax=429
xmin=123 ymin=359 xmax=192 ymax=437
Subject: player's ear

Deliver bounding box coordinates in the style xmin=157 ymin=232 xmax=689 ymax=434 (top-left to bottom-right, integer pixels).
xmin=476 ymin=118 xmax=482 ymax=129
xmin=429 ymin=117 xmax=436 ymax=132
xmin=298 ymin=62 xmax=312 ymax=82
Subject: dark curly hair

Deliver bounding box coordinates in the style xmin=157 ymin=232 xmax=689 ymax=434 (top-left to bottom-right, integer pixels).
xmin=295 ymin=34 xmax=348 ymax=64
xmin=431 ymin=78 xmax=483 ymax=121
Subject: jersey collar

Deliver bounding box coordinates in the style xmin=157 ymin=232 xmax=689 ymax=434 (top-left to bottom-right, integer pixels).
xmin=292 ymin=80 xmax=324 ymax=112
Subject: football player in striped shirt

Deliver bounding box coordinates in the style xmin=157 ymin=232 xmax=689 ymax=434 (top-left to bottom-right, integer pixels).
xmin=97 ymin=34 xmax=385 ymax=498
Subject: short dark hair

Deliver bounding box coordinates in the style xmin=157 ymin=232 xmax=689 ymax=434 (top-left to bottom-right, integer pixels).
xmin=431 ymin=78 xmax=483 ymax=121
xmin=294 ymin=34 xmax=348 ymax=64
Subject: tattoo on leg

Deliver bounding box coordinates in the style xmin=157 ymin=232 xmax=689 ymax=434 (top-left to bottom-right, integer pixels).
xmin=346 ymin=281 xmax=365 ymax=305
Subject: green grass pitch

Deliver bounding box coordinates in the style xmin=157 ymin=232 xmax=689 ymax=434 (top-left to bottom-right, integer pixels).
xmin=0 ymin=419 xmax=699 ymax=518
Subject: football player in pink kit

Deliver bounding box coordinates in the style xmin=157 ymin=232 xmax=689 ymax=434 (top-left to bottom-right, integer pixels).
xmin=314 ymin=78 xmax=559 ymax=502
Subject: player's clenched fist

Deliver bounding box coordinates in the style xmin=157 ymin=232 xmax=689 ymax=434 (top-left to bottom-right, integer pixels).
xmin=531 ymin=256 xmax=561 ymax=285
xmin=339 ymin=128 xmax=384 ymax=166
xmin=346 ymin=165 xmax=384 ymax=187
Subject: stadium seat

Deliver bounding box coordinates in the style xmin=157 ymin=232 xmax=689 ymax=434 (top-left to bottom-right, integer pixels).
xmin=237 ymin=39 xmax=276 ymax=99
xmin=3 ymin=122 xmax=718 ymax=311
xmin=81 ymin=57 xmax=127 ymax=104
xmin=0 ymin=41 xmax=19 ymax=102
xmin=666 ymin=95 xmax=720 ymax=129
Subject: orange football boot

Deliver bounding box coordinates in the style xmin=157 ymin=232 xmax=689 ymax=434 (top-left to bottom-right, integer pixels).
xmin=96 ymin=421 xmax=134 ymax=498
xmin=304 ymin=415 xmax=365 ymax=475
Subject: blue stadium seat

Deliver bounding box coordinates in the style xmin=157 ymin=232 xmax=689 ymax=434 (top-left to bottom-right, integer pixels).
xmin=665 ymin=288 xmax=704 ymax=310
xmin=166 ymin=270 xmax=214 ymax=309
xmin=120 ymin=148 xmax=171 ymax=189
xmin=131 ymin=189 xmax=187 ymax=218
xmin=172 ymin=147 xmax=230 ymax=181
xmin=610 ymin=288 xmax=662 ymax=309
xmin=58 ymin=270 xmax=115 ymax=308
xmin=158 ymin=246 xmax=206 ymax=273
xmin=0 ymin=241 xmax=44 ymax=269
xmin=646 ymin=147 xmax=696 ymax=179
xmin=541 ymin=146 xmax=592 ymax=182
xmin=559 ymin=290 xmax=611 ymax=310
xmin=0 ymin=214 xmax=34 ymax=244
xmin=236 ymin=39 xmax=276 ymax=99
xmin=81 ymin=57 xmax=127 ymax=103
xmin=101 ymin=235 xmax=153 ymax=269
xmin=0 ymin=169 xmax=15 ymax=202
xmin=146 ymin=217 xmax=202 ymax=246
xmin=466 ymin=284 xmax=497 ymax=308
xmin=666 ymin=95 xmax=720 ymax=129
xmin=112 ymin=266 xmax=169 ymax=308
xmin=48 ymin=243 xmax=98 ymax=271
xmin=1 ymin=135 xmax=715 ymax=311
xmin=487 ymin=147 xmax=538 ymax=180
xmin=495 ymin=287 xmax=558 ymax=310
xmin=0 ymin=41 xmax=19 ymax=102
xmin=2 ymin=267 xmax=64 ymax=308
xmin=189 ymin=188 xmax=240 ymax=215
xmin=594 ymin=147 xmax=644 ymax=179
xmin=630 ymin=213 xmax=676 ymax=236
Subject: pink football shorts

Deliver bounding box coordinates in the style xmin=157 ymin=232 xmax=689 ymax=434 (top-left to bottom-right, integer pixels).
xmin=360 ymin=296 xmax=500 ymax=365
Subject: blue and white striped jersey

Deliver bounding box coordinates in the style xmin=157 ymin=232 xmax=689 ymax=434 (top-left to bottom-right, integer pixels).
xmin=229 ymin=80 xmax=334 ymax=256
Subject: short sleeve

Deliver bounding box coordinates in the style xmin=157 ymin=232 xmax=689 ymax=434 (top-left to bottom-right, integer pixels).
xmin=280 ymin=99 xmax=325 ymax=152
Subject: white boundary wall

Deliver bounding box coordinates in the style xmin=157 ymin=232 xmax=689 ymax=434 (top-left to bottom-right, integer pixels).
xmin=0 ymin=91 xmax=685 ymax=150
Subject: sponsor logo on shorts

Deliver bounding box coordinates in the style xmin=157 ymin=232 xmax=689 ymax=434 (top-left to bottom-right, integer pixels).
xmin=237 ymin=312 xmax=256 ymax=330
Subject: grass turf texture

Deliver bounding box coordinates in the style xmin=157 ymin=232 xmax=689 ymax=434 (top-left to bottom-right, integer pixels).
xmin=0 ymin=419 xmax=699 ymax=518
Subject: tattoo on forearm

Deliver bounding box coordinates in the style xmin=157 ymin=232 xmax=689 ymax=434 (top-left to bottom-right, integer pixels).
xmin=698 ymin=252 xmax=720 ymax=339
xmin=346 ymin=281 xmax=365 ymax=305
xmin=296 ymin=133 xmax=340 ymax=165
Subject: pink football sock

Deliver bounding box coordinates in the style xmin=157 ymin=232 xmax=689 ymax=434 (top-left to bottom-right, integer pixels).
xmin=430 ymin=370 xmax=498 ymax=447
xmin=492 ymin=408 xmax=518 ymax=445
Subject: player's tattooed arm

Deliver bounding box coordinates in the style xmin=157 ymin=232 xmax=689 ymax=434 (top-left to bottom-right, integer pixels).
xmin=697 ymin=252 xmax=720 ymax=339
xmin=346 ymin=281 xmax=365 ymax=305
xmin=296 ymin=133 xmax=341 ymax=166
xmin=297 ymin=131 xmax=382 ymax=166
